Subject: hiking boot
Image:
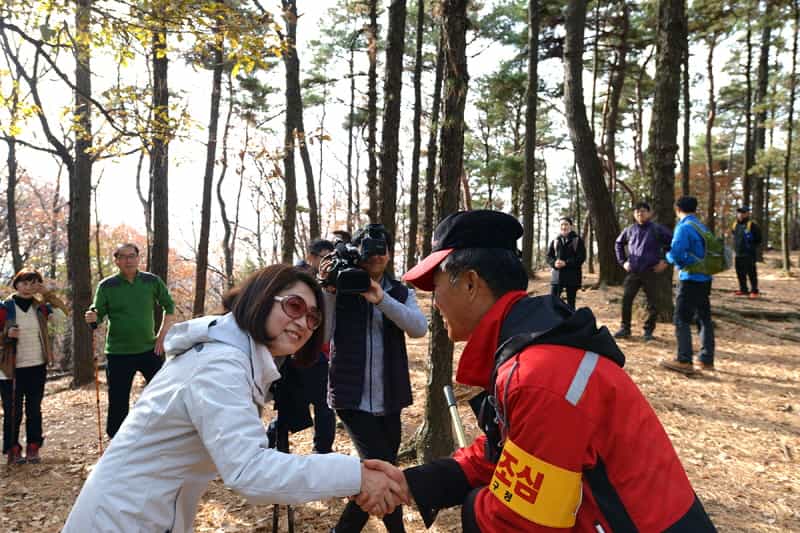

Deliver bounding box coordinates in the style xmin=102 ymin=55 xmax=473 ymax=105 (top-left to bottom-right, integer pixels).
xmin=643 ymin=330 xmax=655 ymax=342
xmin=6 ymin=444 xmax=24 ymax=465
xmin=734 ymin=290 xmax=748 ymax=296
xmin=614 ymin=327 xmax=631 ymax=339
xmin=695 ymin=361 xmax=715 ymax=371
xmin=749 ymin=291 xmax=759 ymax=299
xmin=26 ymin=443 xmax=41 ymax=464
xmin=659 ymin=359 xmax=695 ymax=375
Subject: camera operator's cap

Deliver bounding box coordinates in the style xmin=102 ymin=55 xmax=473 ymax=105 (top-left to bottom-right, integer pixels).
xmin=736 ymin=205 xmax=751 ymax=213
xmin=402 ymin=210 xmax=523 ymax=291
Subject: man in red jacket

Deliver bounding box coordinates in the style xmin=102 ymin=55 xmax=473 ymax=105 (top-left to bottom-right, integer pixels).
xmin=361 ymin=210 xmax=715 ymax=532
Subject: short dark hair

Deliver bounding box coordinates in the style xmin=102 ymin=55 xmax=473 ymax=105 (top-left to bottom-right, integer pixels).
xmin=559 ymin=217 xmax=573 ymax=226
xmin=675 ymin=196 xmax=698 ymax=213
xmin=11 ymin=268 xmax=43 ymax=289
xmin=440 ymin=248 xmax=527 ymax=300
xmin=633 ymin=201 xmax=651 ymax=211
xmin=308 ymin=238 xmax=334 ymax=257
xmin=332 ymin=230 xmax=352 ymax=243
xmin=229 ymin=264 xmax=324 ymax=367
xmin=113 ymin=243 xmax=140 ymax=258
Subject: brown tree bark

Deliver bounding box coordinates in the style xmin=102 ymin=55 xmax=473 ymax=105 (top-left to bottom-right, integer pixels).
xmin=783 ymin=0 xmax=798 ymax=272
xmin=6 ymin=136 xmax=22 ymax=273
xmin=564 ymin=0 xmax=623 ymax=286
xmin=150 ymin=22 xmax=170 ymax=296
xmin=743 ymin=10 xmax=754 ymax=206
xmin=280 ymin=0 xmax=299 ymax=264
xmin=379 ymin=0 xmax=407 ymax=259
xmin=521 ymin=0 xmax=541 ymax=275
xmin=417 ymin=0 xmax=468 ymax=463
xmin=366 ymin=0 xmax=379 ymax=222
xmin=681 ymin=29 xmax=690 ymax=196
xmin=752 ymin=0 xmax=772 ymax=258
xmin=217 ymin=73 xmax=238 ymax=288
xmin=705 ymin=36 xmax=717 ymax=233
xmin=647 ymin=0 xmax=686 ymax=320
xmin=193 ymin=21 xmax=223 ymax=317
xmin=601 ymin=0 xmax=628 ymax=212
xmin=422 ymin=33 xmax=444 ymax=258
xmin=406 ymin=0 xmax=424 ymax=271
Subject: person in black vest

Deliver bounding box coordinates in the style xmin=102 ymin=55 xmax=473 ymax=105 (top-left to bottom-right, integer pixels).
xmin=320 ymin=224 xmax=427 ymax=533
xmin=546 ymin=217 xmax=586 ymax=310
xmin=731 ymin=206 xmax=762 ymax=298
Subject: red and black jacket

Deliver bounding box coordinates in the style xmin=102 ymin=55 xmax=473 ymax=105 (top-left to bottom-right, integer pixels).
xmin=404 ymin=292 xmax=715 ymax=532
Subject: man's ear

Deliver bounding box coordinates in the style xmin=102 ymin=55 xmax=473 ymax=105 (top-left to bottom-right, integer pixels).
xmin=464 ymin=270 xmax=481 ymax=298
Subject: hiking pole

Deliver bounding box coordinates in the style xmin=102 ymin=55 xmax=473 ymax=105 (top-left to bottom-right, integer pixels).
xmin=89 ymin=306 xmax=103 ymax=454
xmin=444 ymin=385 xmax=467 ymax=449
xmin=271 ymin=423 xmax=294 ymax=533
xmin=6 ymin=331 xmax=18 ymax=462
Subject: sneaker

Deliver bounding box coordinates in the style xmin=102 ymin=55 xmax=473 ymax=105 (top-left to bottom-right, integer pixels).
xmin=749 ymin=292 xmax=759 ymax=299
xmin=659 ymin=359 xmax=695 ymax=375
xmin=26 ymin=443 xmax=41 ymax=464
xmin=643 ymin=330 xmax=655 ymax=342
xmin=6 ymin=444 xmax=24 ymax=465
xmin=614 ymin=328 xmax=631 ymax=339
xmin=734 ymin=290 xmax=747 ymax=296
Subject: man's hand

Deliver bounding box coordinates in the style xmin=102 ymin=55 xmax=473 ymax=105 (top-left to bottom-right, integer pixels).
xmin=354 ymin=460 xmax=410 ymax=517
xmin=554 ymin=259 xmax=566 ymax=269
xmin=360 ymin=279 xmax=384 ymax=305
xmin=623 ymin=261 xmax=631 ymax=272
xmin=653 ymin=260 xmax=668 ymax=273
xmin=84 ymin=309 xmax=97 ymax=325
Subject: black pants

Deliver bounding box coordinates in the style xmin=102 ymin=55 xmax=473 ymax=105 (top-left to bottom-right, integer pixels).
xmin=621 ymin=271 xmax=659 ymax=332
xmin=106 ymin=351 xmax=163 ymax=438
xmin=551 ymin=284 xmax=578 ymax=310
xmin=1 ymin=363 xmax=46 ymax=454
xmin=735 ymin=255 xmax=758 ymax=293
xmin=335 ymin=409 xmax=405 ymax=533
xmin=674 ymin=281 xmax=714 ymax=364
xmin=268 ymin=354 xmax=336 ymax=453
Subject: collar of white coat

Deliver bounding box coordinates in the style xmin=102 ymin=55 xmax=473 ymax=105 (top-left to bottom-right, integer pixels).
xmin=163 ymin=313 xmax=282 ymax=406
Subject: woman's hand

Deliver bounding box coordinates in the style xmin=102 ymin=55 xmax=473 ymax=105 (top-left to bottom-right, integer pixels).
xmin=554 ymin=259 xmax=566 ymax=269
xmin=360 ymin=279 xmax=384 ymax=305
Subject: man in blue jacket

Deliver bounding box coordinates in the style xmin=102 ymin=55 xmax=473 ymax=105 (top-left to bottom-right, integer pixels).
xmin=614 ymin=202 xmax=672 ymax=341
xmin=661 ymin=196 xmax=715 ymax=375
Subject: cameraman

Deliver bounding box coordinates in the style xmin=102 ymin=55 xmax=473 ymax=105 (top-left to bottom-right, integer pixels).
xmin=321 ymin=224 xmax=427 ymax=533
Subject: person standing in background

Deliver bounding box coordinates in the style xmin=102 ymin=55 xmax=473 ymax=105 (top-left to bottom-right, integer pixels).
xmin=546 ymin=217 xmax=586 ymax=310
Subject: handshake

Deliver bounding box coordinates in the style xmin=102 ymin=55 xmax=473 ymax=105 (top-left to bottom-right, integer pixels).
xmin=354 ymin=459 xmax=412 ymax=517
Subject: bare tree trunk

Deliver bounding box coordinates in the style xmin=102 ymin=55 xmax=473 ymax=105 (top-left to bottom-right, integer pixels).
xmin=71 ymin=0 xmax=95 ymax=385
xmin=193 ymin=22 xmax=223 ymax=317
xmin=48 ymin=167 xmax=63 ymax=279
xmin=417 ymin=0 xmax=468 ymax=463
xmin=601 ymin=0 xmax=628 ymax=212
xmin=5 ymin=136 xmax=22 ymax=272
xmin=347 ymin=42 xmax=356 ymax=234
xmin=705 ymin=37 xmax=717 ymax=233
xmin=647 ymin=0 xmax=686 ymax=320
xmin=564 ymin=0 xmax=623 ymax=286
xmin=422 ymin=32 xmax=444 ymax=258
xmin=752 ymin=0 xmax=772 ymax=259
xmin=682 ymin=29 xmax=690 ymax=195
xmin=521 ymin=0 xmax=541 ymax=275
xmin=150 ymin=21 xmax=170 ymax=300
xmin=366 ymin=0 xmax=379 ymax=222
xmin=379 ymin=0 xmax=407 ymax=258
xmin=217 ymin=73 xmax=237 ymax=287
xmin=744 ymin=10 xmax=754 ymax=205
xmin=783 ymin=0 xmax=798 ymax=272
xmin=92 ymin=178 xmax=104 ymax=280
xmin=280 ymin=1 xmax=299 ymax=264
xmin=406 ymin=0 xmax=424 ymax=271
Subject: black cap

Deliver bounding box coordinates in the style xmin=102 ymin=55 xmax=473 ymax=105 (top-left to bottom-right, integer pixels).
xmin=736 ymin=206 xmax=751 ymax=213
xmin=403 ymin=210 xmax=523 ymax=290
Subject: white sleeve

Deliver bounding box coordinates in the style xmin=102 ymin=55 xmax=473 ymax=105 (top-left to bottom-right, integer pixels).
xmin=184 ymin=354 xmax=361 ymax=504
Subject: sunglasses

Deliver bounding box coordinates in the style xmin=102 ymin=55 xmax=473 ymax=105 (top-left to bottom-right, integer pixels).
xmin=274 ymin=295 xmax=322 ymax=331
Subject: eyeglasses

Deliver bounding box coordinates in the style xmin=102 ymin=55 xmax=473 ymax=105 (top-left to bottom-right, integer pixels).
xmin=274 ymin=295 xmax=322 ymax=331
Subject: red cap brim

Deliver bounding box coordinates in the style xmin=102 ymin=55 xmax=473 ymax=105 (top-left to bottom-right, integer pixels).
xmin=402 ymin=249 xmax=454 ymax=291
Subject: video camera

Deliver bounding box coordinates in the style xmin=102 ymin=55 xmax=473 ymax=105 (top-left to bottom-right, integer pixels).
xmin=319 ymin=224 xmax=388 ymax=295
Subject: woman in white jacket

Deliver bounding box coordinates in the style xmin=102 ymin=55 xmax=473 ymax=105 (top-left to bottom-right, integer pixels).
xmin=63 ymin=264 xmax=406 ymax=532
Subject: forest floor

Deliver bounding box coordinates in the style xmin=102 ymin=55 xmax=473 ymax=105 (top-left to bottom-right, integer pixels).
xmin=1 ymin=251 xmax=798 ymax=532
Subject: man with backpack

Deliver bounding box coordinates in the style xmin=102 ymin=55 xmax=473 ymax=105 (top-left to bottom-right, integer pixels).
xmin=614 ymin=202 xmax=672 ymax=341
xmin=661 ymin=196 xmax=715 ymax=375
xmin=731 ymin=206 xmax=762 ymax=298
xmin=355 ymin=210 xmax=717 ymax=532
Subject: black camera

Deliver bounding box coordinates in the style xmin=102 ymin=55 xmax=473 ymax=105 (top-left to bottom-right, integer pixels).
xmin=319 ymin=224 xmax=388 ymax=295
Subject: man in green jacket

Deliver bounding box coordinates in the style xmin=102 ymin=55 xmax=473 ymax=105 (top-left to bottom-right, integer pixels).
xmin=84 ymin=243 xmax=176 ymax=438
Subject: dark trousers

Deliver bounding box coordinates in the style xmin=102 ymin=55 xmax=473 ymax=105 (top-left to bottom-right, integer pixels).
xmin=551 ymin=284 xmax=578 ymax=310
xmin=735 ymin=255 xmax=759 ymax=293
xmin=674 ymin=281 xmax=715 ymax=364
xmin=268 ymin=355 xmax=336 ymax=453
xmin=621 ymin=271 xmax=659 ymax=332
xmin=1 ymin=363 xmax=46 ymax=453
xmin=106 ymin=351 xmax=163 ymax=438
xmin=335 ymin=409 xmax=405 ymax=533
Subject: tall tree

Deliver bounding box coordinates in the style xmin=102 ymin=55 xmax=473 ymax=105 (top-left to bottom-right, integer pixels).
xmin=378 ymin=0 xmax=407 ymax=258
xmin=422 ymin=32 xmax=444 ymax=257
xmin=681 ymin=30 xmax=690 ymax=196
xmin=563 ymin=0 xmax=623 ymax=286
xmin=366 ymin=0 xmax=379 ymax=222
xmin=406 ymin=0 xmax=424 ymax=271
xmin=743 ymin=6 xmax=754 ymax=205
xmin=150 ymin=14 xmax=170 ymax=296
xmin=752 ymin=0 xmax=773 ymax=254
xmin=193 ymin=18 xmax=224 ymax=317
xmin=783 ymin=0 xmax=799 ymax=272
xmin=521 ymin=0 xmax=540 ymax=274
xmin=648 ymin=0 xmax=686 ymax=319
xmin=417 ymin=0 xmax=468 ymax=463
